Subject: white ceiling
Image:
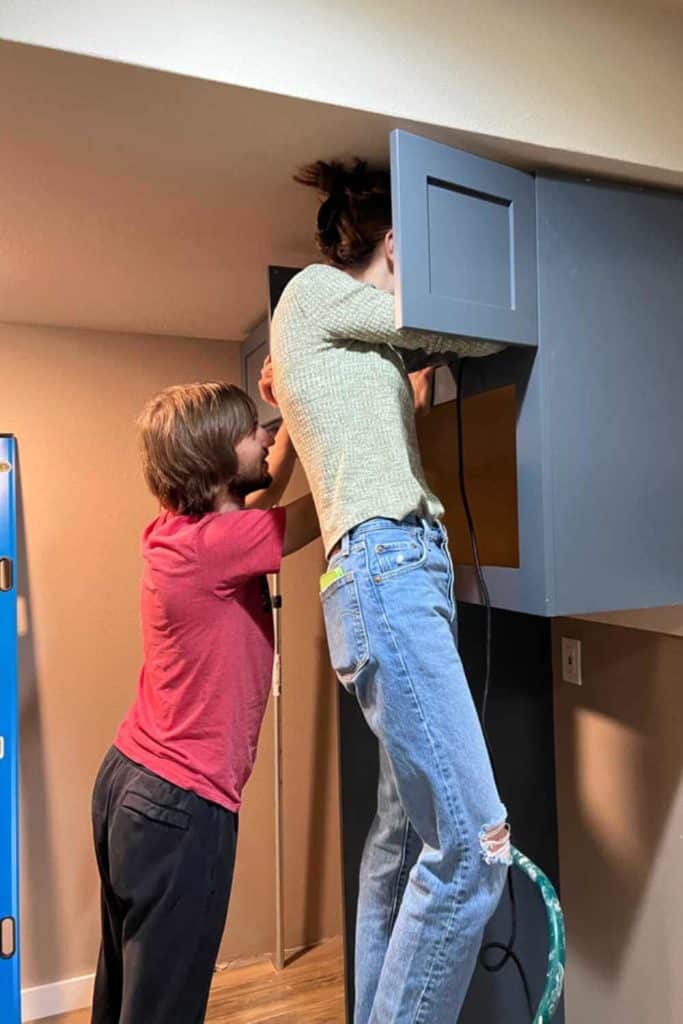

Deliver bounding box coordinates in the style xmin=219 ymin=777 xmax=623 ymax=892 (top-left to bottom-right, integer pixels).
xmin=2 ymin=40 xmax=681 ymax=342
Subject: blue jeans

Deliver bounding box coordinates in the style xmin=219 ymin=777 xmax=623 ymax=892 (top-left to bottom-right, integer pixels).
xmin=321 ymin=516 xmax=509 ymax=1024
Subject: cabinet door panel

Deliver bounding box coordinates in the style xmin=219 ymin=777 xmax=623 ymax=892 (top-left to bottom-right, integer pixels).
xmin=391 ymin=130 xmax=537 ymax=347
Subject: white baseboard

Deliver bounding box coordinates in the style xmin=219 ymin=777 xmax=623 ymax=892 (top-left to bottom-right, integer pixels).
xmin=22 ymin=973 xmax=94 ymax=1022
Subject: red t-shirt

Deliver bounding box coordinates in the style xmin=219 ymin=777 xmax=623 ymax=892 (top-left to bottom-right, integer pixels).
xmin=116 ymin=506 xmax=286 ymax=811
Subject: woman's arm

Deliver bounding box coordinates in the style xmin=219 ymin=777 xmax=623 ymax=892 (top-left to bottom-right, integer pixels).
xmin=246 ymin=356 xmax=297 ymax=510
xmin=313 ymin=268 xmax=503 ymax=358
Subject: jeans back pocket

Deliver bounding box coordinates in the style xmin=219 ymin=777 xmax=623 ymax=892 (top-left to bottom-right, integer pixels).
xmin=321 ymin=573 xmax=369 ymax=688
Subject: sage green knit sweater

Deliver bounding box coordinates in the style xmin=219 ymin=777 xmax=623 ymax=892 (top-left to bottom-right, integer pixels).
xmin=270 ymin=264 xmax=503 ymax=555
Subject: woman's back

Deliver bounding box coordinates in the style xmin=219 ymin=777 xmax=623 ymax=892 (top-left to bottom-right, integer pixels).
xmin=271 ymin=262 xmax=463 ymax=555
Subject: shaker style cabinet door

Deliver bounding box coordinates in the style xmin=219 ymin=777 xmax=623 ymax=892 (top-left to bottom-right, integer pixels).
xmin=390 ymin=129 xmax=538 ymax=347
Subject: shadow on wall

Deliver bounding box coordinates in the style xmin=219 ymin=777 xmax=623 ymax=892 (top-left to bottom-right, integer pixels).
xmin=279 ymin=520 xmax=342 ymax=955
xmin=554 ymin=619 xmax=683 ymax=983
xmin=16 ymin=444 xmax=63 ymax=986
xmin=302 ymin=632 xmax=338 ymax=947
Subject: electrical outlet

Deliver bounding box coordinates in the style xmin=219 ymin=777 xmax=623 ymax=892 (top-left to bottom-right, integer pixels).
xmin=561 ymin=637 xmax=582 ymax=685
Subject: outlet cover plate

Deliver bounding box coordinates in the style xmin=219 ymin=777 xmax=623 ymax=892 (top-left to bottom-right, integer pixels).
xmin=561 ymin=637 xmax=582 ymax=685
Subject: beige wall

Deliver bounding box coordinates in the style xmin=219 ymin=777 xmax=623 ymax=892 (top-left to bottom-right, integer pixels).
xmin=278 ymin=464 xmax=342 ymax=955
xmin=553 ymin=618 xmax=683 ymax=1023
xmin=2 ymin=322 xmax=340 ymax=991
xmin=578 ymin=605 xmax=683 ymax=636
xmin=1 ymin=0 xmax=681 ymax=176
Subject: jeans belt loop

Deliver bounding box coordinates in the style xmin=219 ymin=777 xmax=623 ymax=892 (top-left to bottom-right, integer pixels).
xmin=330 ymin=532 xmax=350 ymax=560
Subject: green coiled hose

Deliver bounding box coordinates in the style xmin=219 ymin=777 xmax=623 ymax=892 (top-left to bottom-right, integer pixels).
xmin=511 ymin=847 xmax=566 ymax=1022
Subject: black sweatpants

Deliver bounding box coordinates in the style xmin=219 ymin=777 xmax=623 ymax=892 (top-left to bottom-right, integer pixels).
xmin=91 ymin=747 xmax=238 ymax=1024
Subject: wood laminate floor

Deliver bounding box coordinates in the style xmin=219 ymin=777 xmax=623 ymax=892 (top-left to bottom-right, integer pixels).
xmin=34 ymin=937 xmax=345 ymax=1024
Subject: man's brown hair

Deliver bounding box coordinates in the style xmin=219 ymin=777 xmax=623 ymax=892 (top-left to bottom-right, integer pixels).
xmin=137 ymin=382 xmax=258 ymax=516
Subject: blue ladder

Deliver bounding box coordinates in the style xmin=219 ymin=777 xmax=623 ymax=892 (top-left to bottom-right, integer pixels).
xmin=0 ymin=435 xmax=20 ymax=1023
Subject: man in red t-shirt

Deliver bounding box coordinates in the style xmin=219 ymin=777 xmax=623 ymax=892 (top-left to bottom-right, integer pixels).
xmin=91 ymin=378 xmax=318 ymax=1024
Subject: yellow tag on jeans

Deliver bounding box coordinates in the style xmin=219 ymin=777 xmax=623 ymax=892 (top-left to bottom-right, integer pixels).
xmin=320 ymin=566 xmax=344 ymax=594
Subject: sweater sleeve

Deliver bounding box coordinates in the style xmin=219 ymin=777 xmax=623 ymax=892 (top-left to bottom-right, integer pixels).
xmin=302 ymin=265 xmax=504 ymax=358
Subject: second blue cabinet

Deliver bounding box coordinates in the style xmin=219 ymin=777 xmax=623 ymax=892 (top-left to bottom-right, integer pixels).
xmin=391 ymin=131 xmax=683 ymax=617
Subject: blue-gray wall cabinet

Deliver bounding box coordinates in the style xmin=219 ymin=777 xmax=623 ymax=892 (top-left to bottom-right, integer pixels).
xmin=391 ymin=130 xmax=683 ymax=616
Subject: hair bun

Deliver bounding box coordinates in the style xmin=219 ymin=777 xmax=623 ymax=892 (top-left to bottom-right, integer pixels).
xmin=295 ymin=159 xmax=344 ymax=196
xmin=294 ymin=158 xmax=391 ymax=267
xmin=316 ymin=195 xmax=343 ymax=246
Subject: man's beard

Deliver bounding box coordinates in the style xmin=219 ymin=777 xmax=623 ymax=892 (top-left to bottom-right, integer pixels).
xmin=229 ymin=470 xmax=273 ymax=500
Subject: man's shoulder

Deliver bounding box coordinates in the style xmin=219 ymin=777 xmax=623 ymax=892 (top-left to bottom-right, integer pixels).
xmin=198 ymin=507 xmax=283 ymax=543
xmin=140 ymin=514 xmax=207 ymax=578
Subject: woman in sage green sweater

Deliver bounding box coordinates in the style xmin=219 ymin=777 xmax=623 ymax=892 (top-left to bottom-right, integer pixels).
xmin=270 ymin=160 xmax=510 ymax=1024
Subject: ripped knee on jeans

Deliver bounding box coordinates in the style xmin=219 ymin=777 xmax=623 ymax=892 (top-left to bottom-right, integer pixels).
xmin=479 ymin=820 xmax=512 ymax=866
